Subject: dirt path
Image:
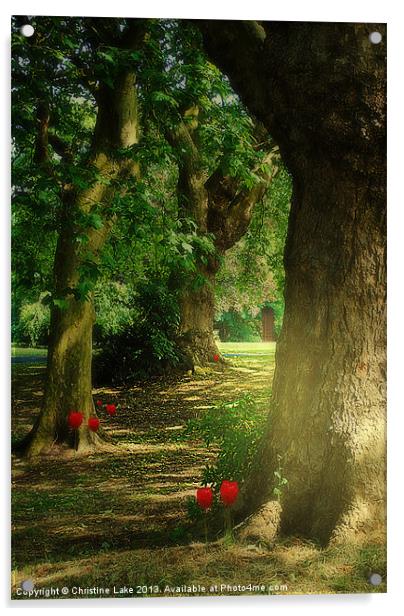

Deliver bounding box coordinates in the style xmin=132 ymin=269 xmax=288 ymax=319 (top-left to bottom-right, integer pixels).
xmin=11 ymin=352 xmax=386 ymax=596
xmin=12 ymin=355 xmax=273 ymax=569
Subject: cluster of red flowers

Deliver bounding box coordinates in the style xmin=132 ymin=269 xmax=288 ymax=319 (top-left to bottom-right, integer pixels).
xmin=196 ymin=480 xmax=239 ymax=511
xmin=67 ymin=400 xmax=117 ymax=433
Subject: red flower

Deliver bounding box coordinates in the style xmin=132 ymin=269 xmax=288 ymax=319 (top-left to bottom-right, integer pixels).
xmin=213 ymin=354 xmax=220 ymax=362
xmin=196 ymin=487 xmax=213 ymax=511
xmin=68 ymin=411 xmax=83 ymax=430
xmin=88 ymin=417 xmax=100 ymax=432
xmin=106 ymin=403 xmax=116 ymax=416
xmin=96 ymin=400 xmax=103 ymax=408
xmin=220 ymin=480 xmax=239 ymax=507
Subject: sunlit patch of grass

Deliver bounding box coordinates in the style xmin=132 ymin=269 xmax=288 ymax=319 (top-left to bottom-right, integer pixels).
xmin=11 ymin=538 xmax=386 ymax=598
xmin=11 ymin=346 xmax=48 ymax=357
xmin=218 ymin=341 xmax=276 ymax=355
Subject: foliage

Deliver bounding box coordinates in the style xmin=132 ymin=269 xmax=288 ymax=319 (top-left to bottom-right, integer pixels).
xmin=140 ymin=20 xmax=269 ymax=189
xmin=185 ymin=394 xmax=267 ymax=490
xmin=11 ymin=16 xmax=148 ymax=316
xmin=215 ymin=165 xmax=291 ymax=334
xmin=16 ymin=295 xmax=50 ymax=347
xmin=94 ymin=278 xmax=182 ymax=383
xmin=93 ymin=282 xmax=138 ymax=342
xmin=216 ymin=310 xmax=261 ymax=342
xmin=11 ymin=17 xmax=290 ymax=369
xmin=12 ymin=17 xmax=90 ymax=330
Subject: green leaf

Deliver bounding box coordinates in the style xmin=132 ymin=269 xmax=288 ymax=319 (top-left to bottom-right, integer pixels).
xmin=73 ymin=281 xmax=93 ymax=301
xmin=53 ymin=298 xmax=69 ymax=310
xmin=181 ymin=242 xmax=193 ymax=254
xmin=88 ymin=213 xmax=103 ymax=230
xmin=76 ymin=234 xmax=90 ymax=245
xmin=98 ymin=51 xmax=115 ymax=64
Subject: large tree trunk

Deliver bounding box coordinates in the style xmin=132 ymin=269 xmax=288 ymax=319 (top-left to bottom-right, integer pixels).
xmin=198 ymin=21 xmax=387 ymax=543
xmin=24 ymin=72 xmax=139 ymax=457
xmin=167 ymin=120 xmax=222 ymax=367
xmin=25 ymin=211 xmax=112 ymax=456
xmin=169 ymin=116 xmax=276 ymax=367
xmin=273 ymin=165 xmax=386 ymax=543
xmin=241 ymin=163 xmax=386 ymax=544
xmin=177 ymin=262 xmax=219 ymax=366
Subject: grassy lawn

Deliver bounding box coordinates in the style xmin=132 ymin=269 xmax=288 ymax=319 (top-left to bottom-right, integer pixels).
xmin=11 ymin=341 xmax=276 ymax=360
xmin=11 ymin=346 xmax=48 ymax=357
xmin=11 ymin=348 xmax=386 ymax=598
xmin=218 ymin=341 xmax=276 ymax=354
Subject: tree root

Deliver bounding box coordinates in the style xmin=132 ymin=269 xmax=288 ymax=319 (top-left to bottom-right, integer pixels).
xmin=234 ymin=500 xmax=282 ymax=547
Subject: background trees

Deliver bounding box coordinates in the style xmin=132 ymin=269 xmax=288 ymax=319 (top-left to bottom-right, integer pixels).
xmin=12 ymin=19 xmax=290 ymax=387
xmin=13 ymin=17 xmax=144 ymax=454
xmin=139 ymin=22 xmax=282 ymax=366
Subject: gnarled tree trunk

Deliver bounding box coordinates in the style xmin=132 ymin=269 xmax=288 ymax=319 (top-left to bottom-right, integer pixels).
xmin=25 ymin=71 xmax=139 ymax=457
xmin=169 ymin=115 xmax=277 ymax=367
xmin=198 ymin=21 xmax=387 ymax=543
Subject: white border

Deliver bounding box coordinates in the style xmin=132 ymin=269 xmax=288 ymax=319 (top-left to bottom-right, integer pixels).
xmin=2 ymin=1 xmax=403 ymax=614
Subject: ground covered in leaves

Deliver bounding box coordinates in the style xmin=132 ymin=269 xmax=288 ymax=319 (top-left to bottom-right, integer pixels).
xmin=11 ymin=342 xmax=386 ymax=598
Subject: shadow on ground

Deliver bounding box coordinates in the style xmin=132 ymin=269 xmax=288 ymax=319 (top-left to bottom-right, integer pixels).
xmin=12 ymin=351 xmax=273 ymax=567
xmin=11 ymin=346 xmax=386 ymax=596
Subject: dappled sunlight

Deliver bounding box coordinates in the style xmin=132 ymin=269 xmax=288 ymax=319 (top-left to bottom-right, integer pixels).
xmin=106 ymin=441 xmax=196 ymax=454
xmin=146 ymin=468 xmax=205 ymax=481
xmin=94 ymin=387 xmax=125 ymax=395
xmin=129 ymin=489 xmax=195 ymax=502
xmin=12 ymin=347 xmax=385 ymax=595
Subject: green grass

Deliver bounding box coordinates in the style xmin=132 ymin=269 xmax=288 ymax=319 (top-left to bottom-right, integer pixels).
xmin=11 ymin=538 xmax=386 ymax=598
xmin=11 ymin=342 xmax=273 ymax=358
xmin=217 ymin=341 xmax=276 ymax=355
xmin=11 ymin=346 xmax=48 ymax=357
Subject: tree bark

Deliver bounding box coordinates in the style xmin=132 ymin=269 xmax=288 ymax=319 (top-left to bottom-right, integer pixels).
xmin=177 ymin=262 xmax=220 ymax=366
xmin=166 ymin=117 xmax=218 ymax=367
xmin=24 ymin=72 xmax=139 ymax=457
xmin=169 ymin=115 xmax=276 ymax=366
xmin=198 ymin=21 xmax=386 ymax=543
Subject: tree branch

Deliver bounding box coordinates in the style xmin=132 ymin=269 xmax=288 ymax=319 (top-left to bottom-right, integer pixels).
xmin=206 ymin=145 xmax=279 ymax=251
xmin=166 ymin=120 xmax=201 ymax=179
xmin=48 ymin=133 xmax=74 ymax=164
xmin=165 ymin=112 xmax=210 ymax=227
xmin=194 ymin=20 xmax=267 ymax=123
xmin=33 ymin=101 xmax=50 ymax=165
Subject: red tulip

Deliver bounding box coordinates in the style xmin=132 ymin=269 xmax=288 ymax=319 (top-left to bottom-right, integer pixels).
xmin=196 ymin=487 xmax=213 ymax=511
xmin=213 ymin=354 xmax=220 ymax=362
xmin=88 ymin=417 xmax=100 ymax=432
xmin=220 ymin=480 xmax=239 ymax=507
xmin=106 ymin=403 xmax=116 ymax=416
xmin=96 ymin=400 xmax=103 ymax=407
xmin=68 ymin=411 xmax=83 ymax=430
